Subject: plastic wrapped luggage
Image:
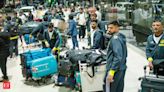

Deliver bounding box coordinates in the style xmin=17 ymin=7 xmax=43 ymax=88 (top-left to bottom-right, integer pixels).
xmin=31 ymin=55 xmax=58 ymax=79
xmin=23 ymin=34 xmax=37 ymax=44
xmin=20 ymin=48 xmax=52 ymax=79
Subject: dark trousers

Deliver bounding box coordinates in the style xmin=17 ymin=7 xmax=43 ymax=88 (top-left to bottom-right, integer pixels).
xmin=9 ymin=39 xmax=18 ymax=58
xmin=0 ymin=56 xmax=8 ymax=79
xmin=104 ymin=70 xmax=126 ymax=92
xmin=72 ymin=36 xmax=79 ymax=49
xmin=88 ymin=35 xmax=91 ymax=46
xmin=79 ymin=25 xmax=86 ymax=39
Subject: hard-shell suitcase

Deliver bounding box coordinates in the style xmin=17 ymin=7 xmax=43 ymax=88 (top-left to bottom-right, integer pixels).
xmin=31 ymin=55 xmax=58 ymax=79
xmin=20 ymin=48 xmax=51 ymax=78
xmin=21 ymin=48 xmax=51 ymax=65
xmin=141 ymin=75 xmax=164 ymax=92
xmin=139 ymin=66 xmax=164 ymax=92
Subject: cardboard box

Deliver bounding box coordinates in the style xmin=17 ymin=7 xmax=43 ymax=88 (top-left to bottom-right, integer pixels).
xmin=51 ymin=19 xmax=68 ymax=32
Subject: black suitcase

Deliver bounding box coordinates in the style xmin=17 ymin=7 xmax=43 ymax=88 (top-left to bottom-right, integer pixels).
xmin=140 ymin=66 xmax=164 ymax=92
xmin=141 ymin=76 xmax=164 ymax=92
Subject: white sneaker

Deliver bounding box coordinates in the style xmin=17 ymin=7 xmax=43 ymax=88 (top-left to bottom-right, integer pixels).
xmin=75 ymin=47 xmax=79 ymax=50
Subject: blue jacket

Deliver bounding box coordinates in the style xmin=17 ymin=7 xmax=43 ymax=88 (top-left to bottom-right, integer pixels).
xmin=106 ymin=33 xmax=127 ymax=71
xmin=92 ymin=29 xmax=105 ymax=49
xmin=68 ymin=19 xmax=78 ymax=36
xmin=43 ymin=28 xmax=61 ymax=49
xmin=146 ymin=33 xmax=164 ymax=60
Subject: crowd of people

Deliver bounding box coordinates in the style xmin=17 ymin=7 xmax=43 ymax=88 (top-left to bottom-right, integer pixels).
xmin=0 ymin=2 xmax=164 ymax=92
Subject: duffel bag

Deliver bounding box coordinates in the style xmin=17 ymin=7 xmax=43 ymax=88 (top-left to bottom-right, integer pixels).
xmin=66 ymin=49 xmax=92 ymax=64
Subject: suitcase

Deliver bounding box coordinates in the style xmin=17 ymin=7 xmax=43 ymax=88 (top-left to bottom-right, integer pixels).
xmin=141 ymin=75 xmax=164 ymax=92
xmin=139 ymin=66 xmax=164 ymax=92
xmin=23 ymin=34 xmax=37 ymax=44
xmin=31 ymin=55 xmax=58 ymax=79
xmin=74 ymin=72 xmax=81 ymax=91
xmin=57 ymin=75 xmax=76 ymax=89
xmin=20 ymin=48 xmax=51 ymax=78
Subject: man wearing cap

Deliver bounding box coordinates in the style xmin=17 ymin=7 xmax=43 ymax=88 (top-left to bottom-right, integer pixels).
xmin=104 ymin=20 xmax=127 ymax=92
xmin=146 ymin=20 xmax=164 ymax=69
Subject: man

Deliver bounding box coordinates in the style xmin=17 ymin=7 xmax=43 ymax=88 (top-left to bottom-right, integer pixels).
xmin=30 ymin=16 xmax=50 ymax=40
xmin=43 ymin=23 xmax=61 ymax=50
xmin=10 ymin=12 xmax=22 ymax=58
xmin=0 ymin=32 xmax=10 ymax=82
xmin=77 ymin=7 xmax=86 ymax=40
xmin=90 ymin=20 xmax=105 ymax=49
xmin=105 ymin=20 xmax=127 ymax=92
xmin=146 ymin=20 xmax=164 ymax=69
xmin=68 ymin=14 xmax=79 ymax=50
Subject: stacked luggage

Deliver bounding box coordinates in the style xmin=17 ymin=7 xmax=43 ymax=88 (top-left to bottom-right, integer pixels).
xmin=20 ymin=47 xmax=58 ymax=85
xmin=139 ymin=59 xmax=164 ymax=92
xmin=55 ymin=49 xmax=106 ymax=91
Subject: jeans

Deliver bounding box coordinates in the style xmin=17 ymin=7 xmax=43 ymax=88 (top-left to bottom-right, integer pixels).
xmin=72 ymin=36 xmax=78 ymax=49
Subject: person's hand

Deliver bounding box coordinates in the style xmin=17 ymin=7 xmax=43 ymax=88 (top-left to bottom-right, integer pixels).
xmin=148 ymin=62 xmax=153 ymax=70
xmin=45 ymin=41 xmax=50 ymax=47
xmin=29 ymin=34 xmax=33 ymax=38
xmin=108 ymin=75 xmax=114 ymax=83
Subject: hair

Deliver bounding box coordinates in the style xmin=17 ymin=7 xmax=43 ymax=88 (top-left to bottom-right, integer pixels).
xmin=91 ymin=20 xmax=98 ymax=24
xmin=153 ymin=19 xmax=164 ymax=25
xmin=108 ymin=20 xmax=121 ymax=27
xmin=91 ymin=13 xmax=97 ymax=17
xmin=96 ymin=6 xmax=99 ymax=11
xmin=48 ymin=23 xmax=54 ymax=28
xmin=69 ymin=14 xmax=74 ymax=20
xmin=43 ymin=16 xmax=48 ymax=21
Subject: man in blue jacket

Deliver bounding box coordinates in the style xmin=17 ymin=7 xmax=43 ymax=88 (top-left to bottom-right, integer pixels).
xmin=146 ymin=19 xmax=164 ymax=69
xmin=68 ymin=14 xmax=79 ymax=49
xmin=104 ymin=20 xmax=127 ymax=92
xmin=90 ymin=20 xmax=105 ymax=49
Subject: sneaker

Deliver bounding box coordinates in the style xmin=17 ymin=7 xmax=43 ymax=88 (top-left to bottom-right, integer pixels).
xmin=0 ymin=76 xmax=9 ymax=82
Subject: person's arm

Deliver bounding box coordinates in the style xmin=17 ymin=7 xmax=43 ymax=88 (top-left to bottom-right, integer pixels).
xmin=67 ymin=21 xmax=73 ymax=35
xmin=146 ymin=37 xmax=153 ymax=62
xmin=30 ymin=23 xmax=42 ymax=37
xmin=92 ymin=31 xmax=101 ymax=49
xmin=146 ymin=36 xmax=154 ymax=69
xmin=108 ymin=38 xmax=123 ymax=77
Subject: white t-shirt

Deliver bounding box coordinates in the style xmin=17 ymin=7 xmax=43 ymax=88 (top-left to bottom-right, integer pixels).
xmin=91 ymin=29 xmax=96 ymax=46
xmin=153 ymin=34 xmax=163 ymax=44
xmin=48 ymin=31 xmax=54 ymax=39
xmin=77 ymin=13 xmax=86 ymax=25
